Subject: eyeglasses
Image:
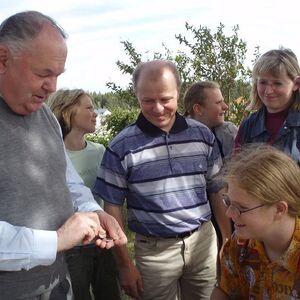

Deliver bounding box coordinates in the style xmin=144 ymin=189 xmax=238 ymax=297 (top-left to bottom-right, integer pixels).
xmin=222 ymin=195 xmax=265 ymax=217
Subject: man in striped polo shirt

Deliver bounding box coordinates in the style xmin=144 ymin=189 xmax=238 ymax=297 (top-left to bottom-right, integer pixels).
xmin=94 ymin=60 xmax=230 ymax=300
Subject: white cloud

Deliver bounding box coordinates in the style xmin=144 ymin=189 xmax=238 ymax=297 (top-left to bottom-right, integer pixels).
xmin=1 ymin=0 xmax=300 ymax=92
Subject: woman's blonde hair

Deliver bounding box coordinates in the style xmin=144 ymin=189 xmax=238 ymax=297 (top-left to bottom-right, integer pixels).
xmin=225 ymin=144 xmax=300 ymax=217
xmin=47 ymin=89 xmax=91 ymax=138
xmin=248 ymin=48 xmax=300 ymax=111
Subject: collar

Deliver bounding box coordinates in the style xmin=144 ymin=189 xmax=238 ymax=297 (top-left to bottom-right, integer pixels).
xmin=287 ymin=110 xmax=300 ymax=126
xmin=249 ymin=107 xmax=266 ymax=138
xmin=251 ymin=107 xmax=300 ymax=138
xmin=248 ymin=218 xmax=300 ymax=274
xmin=136 ymin=112 xmax=188 ymax=137
xmin=279 ymin=218 xmax=300 ymax=274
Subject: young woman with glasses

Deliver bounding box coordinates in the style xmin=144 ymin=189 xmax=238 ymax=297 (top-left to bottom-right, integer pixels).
xmin=211 ymin=144 xmax=300 ymax=300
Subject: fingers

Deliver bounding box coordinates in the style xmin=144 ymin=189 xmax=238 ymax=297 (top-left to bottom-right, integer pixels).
xmin=96 ymin=211 xmax=128 ymax=247
xmin=137 ymin=277 xmax=144 ymax=295
xmin=57 ymin=210 xmax=127 ymax=252
xmin=118 ymin=264 xmax=143 ymax=299
xmin=57 ymin=210 xmax=128 ymax=251
xmin=95 ymin=234 xmax=116 ymax=249
xmin=57 ymin=212 xmax=102 ymax=252
xmin=121 ymin=281 xmax=139 ymax=299
xmin=109 ymin=225 xmax=128 ymax=246
xmin=122 ymin=280 xmax=143 ymax=299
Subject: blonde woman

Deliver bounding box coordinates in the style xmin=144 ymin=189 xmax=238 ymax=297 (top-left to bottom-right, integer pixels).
xmin=234 ymin=48 xmax=300 ymax=164
xmin=211 ymin=145 xmax=300 ymax=299
xmin=48 ymin=89 xmax=120 ymax=300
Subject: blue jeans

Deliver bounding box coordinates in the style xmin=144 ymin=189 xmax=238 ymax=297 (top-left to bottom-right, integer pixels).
xmin=66 ymin=244 xmax=121 ymax=300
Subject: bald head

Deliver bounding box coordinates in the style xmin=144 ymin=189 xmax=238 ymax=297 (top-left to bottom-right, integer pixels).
xmin=132 ymin=60 xmax=181 ymax=95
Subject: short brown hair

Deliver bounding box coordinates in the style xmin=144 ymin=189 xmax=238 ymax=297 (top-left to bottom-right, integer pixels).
xmin=183 ymin=81 xmax=220 ymax=117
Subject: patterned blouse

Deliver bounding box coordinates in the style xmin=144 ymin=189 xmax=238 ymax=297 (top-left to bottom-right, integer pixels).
xmin=218 ymin=218 xmax=300 ymax=299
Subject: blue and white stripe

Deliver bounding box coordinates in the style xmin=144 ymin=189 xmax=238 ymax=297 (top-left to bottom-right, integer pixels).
xmin=94 ymin=113 xmax=222 ymax=237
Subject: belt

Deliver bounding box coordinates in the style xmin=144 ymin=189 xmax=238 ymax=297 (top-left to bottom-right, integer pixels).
xmin=164 ymin=226 xmax=200 ymax=239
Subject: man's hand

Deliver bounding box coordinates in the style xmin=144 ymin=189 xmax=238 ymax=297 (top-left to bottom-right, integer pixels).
xmin=119 ymin=261 xmax=143 ymax=299
xmin=57 ymin=212 xmax=101 ymax=252
xmin=103 ymin=203 xmax=140 ymax=297
xmin=94 ymin=210 xmax=127 ymax=249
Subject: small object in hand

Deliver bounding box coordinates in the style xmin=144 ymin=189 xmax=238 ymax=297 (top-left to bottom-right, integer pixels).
xmin=99 ymin=233 xmax=114 ymax=242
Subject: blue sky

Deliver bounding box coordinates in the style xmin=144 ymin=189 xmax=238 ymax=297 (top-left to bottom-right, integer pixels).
xmin=1 ymin=0 xmax=299 ymax=93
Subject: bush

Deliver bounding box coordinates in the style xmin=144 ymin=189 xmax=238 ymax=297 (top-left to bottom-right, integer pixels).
xmin=86 ymin=108 xmax=140 ymax=147
xmin=106 ymin=108 xmax=140 ymax=138
xmin=86 ymin=119 xmax=113 ymax=147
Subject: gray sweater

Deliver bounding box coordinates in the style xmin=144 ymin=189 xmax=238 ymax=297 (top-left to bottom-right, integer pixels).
xmin=0 ymin=97 xmax=74 ymax=298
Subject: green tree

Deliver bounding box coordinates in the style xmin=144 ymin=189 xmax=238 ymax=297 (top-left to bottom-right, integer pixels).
xmin=106 ymin=22 xmax=259 ymax=126
xmin=106 ymin=107 xmax=140 ymax=137
xmin=106 ymin=41 xmax=141 ymax=109
xmin=175 ymin=23 xmax=252 ymax=114
xmin=90 ymin=91 xmax=120 ymax=109
xmin=86 ymin=108 xmax=139 ymax=147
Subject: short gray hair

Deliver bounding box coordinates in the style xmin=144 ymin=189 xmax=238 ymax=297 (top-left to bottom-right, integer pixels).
xmin=0 ymin=10 xmax=67 ymax=55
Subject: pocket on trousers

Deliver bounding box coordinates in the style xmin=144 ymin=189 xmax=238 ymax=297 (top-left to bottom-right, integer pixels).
xmin=135 ymin=237 xmax=158 ymax=256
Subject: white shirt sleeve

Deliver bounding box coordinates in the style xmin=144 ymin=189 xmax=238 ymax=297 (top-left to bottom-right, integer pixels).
xmin=0 ymin=221 xmax=57 ymax=271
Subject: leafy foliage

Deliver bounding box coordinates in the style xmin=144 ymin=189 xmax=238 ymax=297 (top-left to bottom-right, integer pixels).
xmin=90 ymin=91 xmax=129 ymax=110
xmin=87 ymin=107 xmax=140 ymax=148
xmin=86 ymin=119 xmax=113 ymax=147
xmin=106 ymin=41 xmax=141 ymax=108
xmin=175 ymin=23 xmax=252 ymax=109
xmin=106 ymin=22 xmax=260 ymax=125
xmin=106 ymin=107 xmax=140 ymax=138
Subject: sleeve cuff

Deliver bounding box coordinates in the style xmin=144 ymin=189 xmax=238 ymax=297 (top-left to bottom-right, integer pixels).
xmin=30 ymin=229 xmax=57 ymax=268
xmin=77 ymin=201 xmax=103 ymax=212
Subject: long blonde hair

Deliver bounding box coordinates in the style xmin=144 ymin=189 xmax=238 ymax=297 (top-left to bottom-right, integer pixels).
xmin=225 ymin=144 xmax=300 ymax=217
xmin=47 ymin=89 xmax=91 ymax=138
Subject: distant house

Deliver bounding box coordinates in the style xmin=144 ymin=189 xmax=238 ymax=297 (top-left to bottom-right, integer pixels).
xmin=96 ymin=108 xmax=111 ymax=127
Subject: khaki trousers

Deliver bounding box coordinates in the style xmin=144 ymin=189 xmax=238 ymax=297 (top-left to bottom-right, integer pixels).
xmin=135 ymin=221 xmax=218 ymax=300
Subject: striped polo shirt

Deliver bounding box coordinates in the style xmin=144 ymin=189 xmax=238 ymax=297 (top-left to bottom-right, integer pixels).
xmin=94 ymin=112 xmax=222 ymax=237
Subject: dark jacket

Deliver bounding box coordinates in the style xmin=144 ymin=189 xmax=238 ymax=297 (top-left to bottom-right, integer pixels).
xmin=238 ymin=107 xmax=300 ymax=165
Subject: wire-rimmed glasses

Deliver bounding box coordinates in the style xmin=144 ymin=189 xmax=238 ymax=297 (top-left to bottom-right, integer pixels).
xmin=222 ymin=194 xmax=265 ymax=217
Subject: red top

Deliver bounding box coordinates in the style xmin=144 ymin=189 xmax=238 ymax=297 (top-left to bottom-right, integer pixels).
xmin=234 ymin=108 xmax=289 ymax=149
